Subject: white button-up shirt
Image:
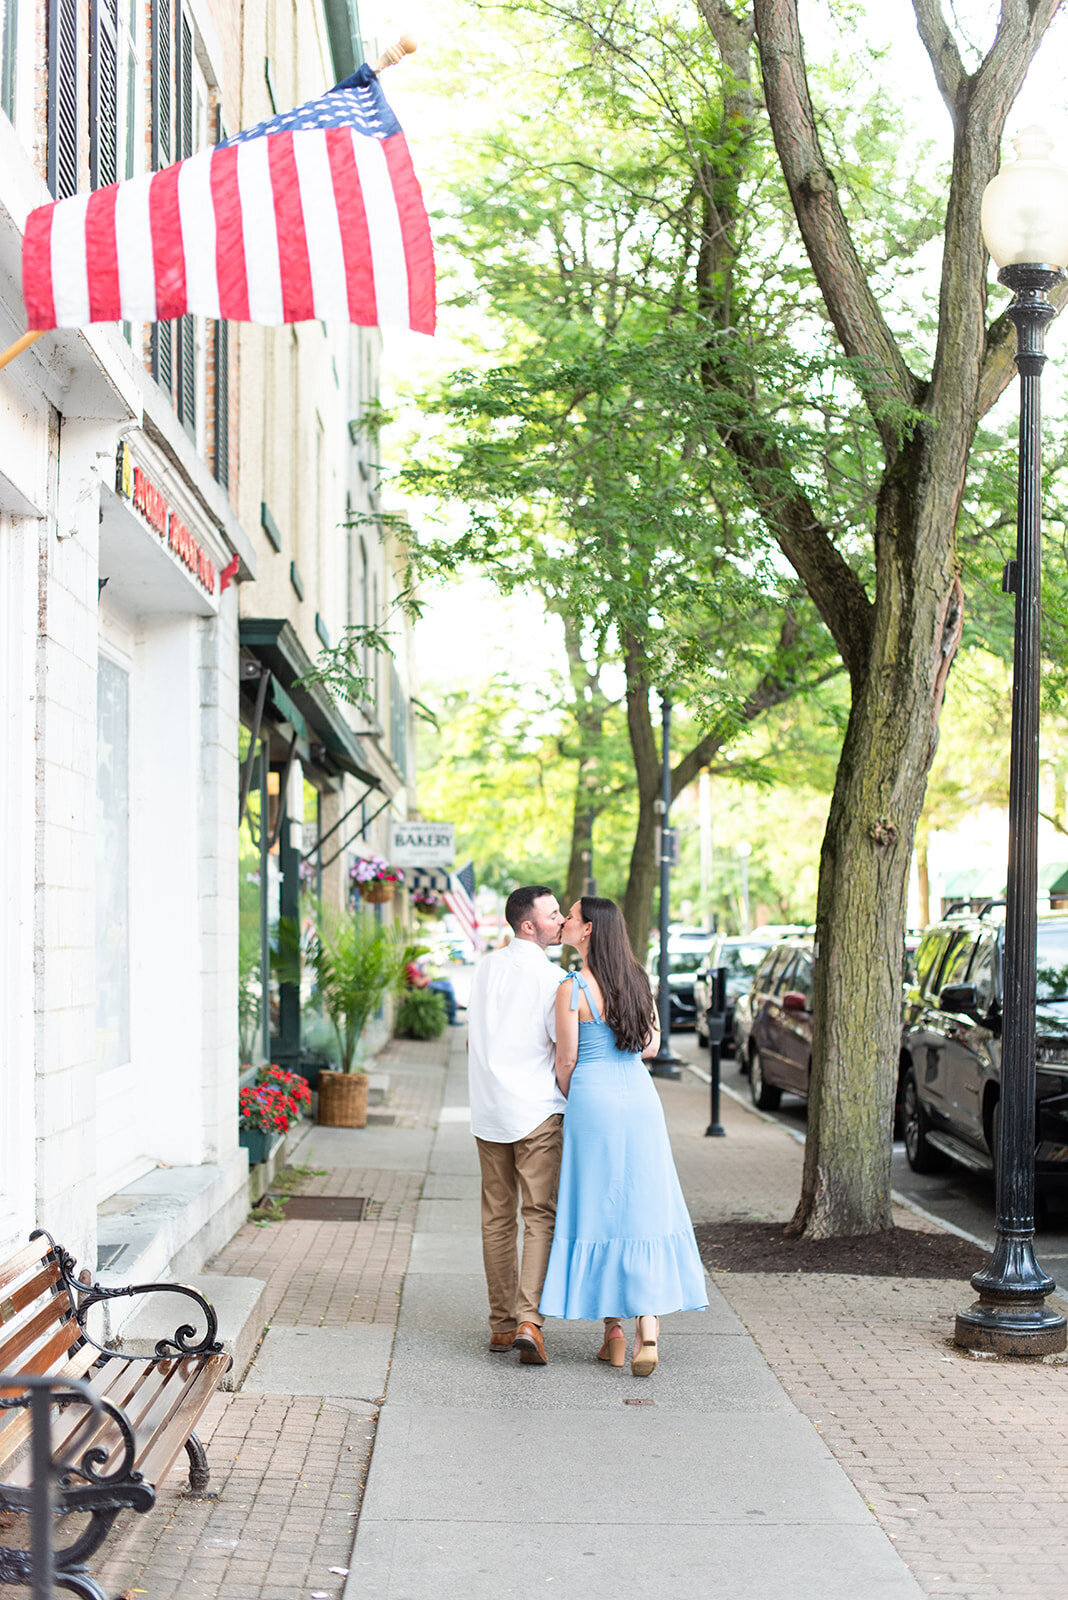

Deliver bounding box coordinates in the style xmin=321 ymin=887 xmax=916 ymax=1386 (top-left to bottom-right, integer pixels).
xmin=466 ymin=937 xmax=566 ymax=1142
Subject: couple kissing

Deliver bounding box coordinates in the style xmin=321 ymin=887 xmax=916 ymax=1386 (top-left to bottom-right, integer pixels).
xmin=465 ymin=886 xmax=707 ymax=1375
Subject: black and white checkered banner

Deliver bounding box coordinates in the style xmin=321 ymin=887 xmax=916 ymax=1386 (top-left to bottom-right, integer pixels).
xmin=407 ymin=868 xmax=450 ymax=892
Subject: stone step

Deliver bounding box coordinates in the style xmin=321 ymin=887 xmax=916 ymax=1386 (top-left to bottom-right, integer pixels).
xmin=116 ymin=1273 xmax=267 ymax=1391
xmin=367 ymin=1071 xmax=390 ymax=1106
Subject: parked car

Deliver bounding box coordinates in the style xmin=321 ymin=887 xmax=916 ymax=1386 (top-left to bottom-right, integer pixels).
xmin=899 ymin=906 xmax=1068 ymax=1202
xmin=647 ymin=933 xmax=716 ymax=1030
xmin=694 ymin=928 xmax=808 ymax=1054
xmin=746 ymin=935 xmax=815 ymax=1108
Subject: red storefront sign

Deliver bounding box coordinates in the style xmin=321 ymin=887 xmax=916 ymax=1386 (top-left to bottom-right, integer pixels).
xmin=116 ymin=442 xmax=218 ymax=596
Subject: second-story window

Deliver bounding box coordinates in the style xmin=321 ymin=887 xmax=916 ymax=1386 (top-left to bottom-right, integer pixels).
xmin=47 ymin=0 xmax=78 ymax=199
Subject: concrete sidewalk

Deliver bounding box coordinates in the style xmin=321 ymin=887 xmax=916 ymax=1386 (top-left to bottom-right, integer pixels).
xmin=87 ymin=1027 xmax=1068 ymax=1600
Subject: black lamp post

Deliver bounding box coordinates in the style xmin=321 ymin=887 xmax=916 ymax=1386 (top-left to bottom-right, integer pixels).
xmin=649 ymin=691 xmax=682 ymax=1079
xmin=955 ymin=128 xmax=1068 ymax=1356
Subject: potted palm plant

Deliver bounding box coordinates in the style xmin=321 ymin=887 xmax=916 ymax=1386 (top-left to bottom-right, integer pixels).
xmin=310 ymin=907 xmax=405 ymax=1126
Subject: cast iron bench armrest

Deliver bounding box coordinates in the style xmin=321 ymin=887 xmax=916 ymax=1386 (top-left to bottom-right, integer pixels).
xmin=30 ymin=1228 xmax=224 ymax=1359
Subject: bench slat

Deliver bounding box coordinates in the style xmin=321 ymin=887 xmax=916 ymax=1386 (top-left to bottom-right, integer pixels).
xmin=134 ymin=1355 xmax=229 ymax=1486
xmin=0 ymin=1297 xmax=78 ymax=1382
xmin=0 ymin=1240 xmax=52 ymax=1297
xmin=0 ymin=1342 xmax=100 ymax=1477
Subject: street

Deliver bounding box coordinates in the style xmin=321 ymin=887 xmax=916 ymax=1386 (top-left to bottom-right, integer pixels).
xmin=671 ymin=1030 xmax=1068 ymax=1298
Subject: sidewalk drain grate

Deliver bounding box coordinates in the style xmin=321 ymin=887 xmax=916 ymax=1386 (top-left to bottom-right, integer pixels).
xmin=264 ymin=1195 xmax=376 ymax=1221
xmin=622 ymin=1397 xmax=656 ymax=1406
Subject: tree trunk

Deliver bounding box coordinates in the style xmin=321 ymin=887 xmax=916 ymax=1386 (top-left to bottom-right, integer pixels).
xmin=557 ymin=607 xmax=608 ymax=912
xmin=789 ymin=436 xmax=963 ymax=1237
xmin=564 ymin=800 xmax=595 ymax=910
xmin=621 ymin=631 xmax=661 ymax=955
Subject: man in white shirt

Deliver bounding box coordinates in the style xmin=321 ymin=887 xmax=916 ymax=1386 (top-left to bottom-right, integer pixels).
xmin=466 ymin=884 xmax=565 ymax=1364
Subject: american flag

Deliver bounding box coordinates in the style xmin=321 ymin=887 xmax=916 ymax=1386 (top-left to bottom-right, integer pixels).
xmin=22 ymin=64 xmax=434 ymax=334
xmin=444 ymin=861 xmax=482 ymax=954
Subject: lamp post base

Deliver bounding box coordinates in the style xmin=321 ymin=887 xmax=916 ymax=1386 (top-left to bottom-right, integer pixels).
xmin=954 ymin=1234 xmax=1066 ymax=1354
xmin=648 ymin=1050 xmax=683 ymax=1080
xmin=954 ymin=1297 xmax=1066 ymax=1357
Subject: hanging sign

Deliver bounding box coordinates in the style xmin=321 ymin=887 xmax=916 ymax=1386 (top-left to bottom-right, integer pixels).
xmin=389 ymin=821 xmax=455 ymax=867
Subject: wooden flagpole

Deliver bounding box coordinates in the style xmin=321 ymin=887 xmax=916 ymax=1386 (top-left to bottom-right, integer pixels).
xmin=0 ymin=327 xmax=44 ymax=372
xmin=0 ymin=35 xmax=418 ymax=373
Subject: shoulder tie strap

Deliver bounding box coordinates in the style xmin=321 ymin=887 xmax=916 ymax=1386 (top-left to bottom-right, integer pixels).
xmin=566 ymin=969 xmax=602 ymax=1022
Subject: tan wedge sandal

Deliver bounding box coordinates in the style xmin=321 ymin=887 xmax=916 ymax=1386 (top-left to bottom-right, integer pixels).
xmin=597 ymin=1317 xmax=626 ymax=1367
xmin=632 ymin=1315 xmax=659 ymax=1377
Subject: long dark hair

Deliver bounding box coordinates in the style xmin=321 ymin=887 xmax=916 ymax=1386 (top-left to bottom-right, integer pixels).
xmin=582 ymin=897 xmax=655 ymax=1054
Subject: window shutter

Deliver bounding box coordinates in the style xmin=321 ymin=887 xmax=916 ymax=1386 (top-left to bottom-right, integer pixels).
xmin=172 ymin=6 xmax=195 ymax=433
xmin=152 ymin=321 xmax=173 ymax=392
xmin=1 ymin=0 xmax=18 ymax=124
xmin=213 ymin=321 xmax=229 ymax=488
xmin=178 ymin=9 xmax=193 ymax=158
xmin=151 ymin=0 xmax=172 ymax=167
xmin=176 ymin=314 xmax=195 ymax=437
xmin=47 ymin=0 xmax=78 ymax=199
xmin=89 ymin=0 xmax=119 ymax=189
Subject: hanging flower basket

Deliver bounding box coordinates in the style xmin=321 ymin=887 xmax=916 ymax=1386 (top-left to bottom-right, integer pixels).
xmin=411 ymin=888 xmax=445 ymax=919
xmin=360 ymin=879 xmax=397 ymax=904
xmin=317 ymin=1069 xmax=369 ymax=1128
xmin=350 ymin=855 xmax=403 ymax=904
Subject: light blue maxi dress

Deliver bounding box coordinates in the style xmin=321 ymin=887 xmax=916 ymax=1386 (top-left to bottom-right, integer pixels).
xmin=539 ymin=971 xmax=708 ymax=1320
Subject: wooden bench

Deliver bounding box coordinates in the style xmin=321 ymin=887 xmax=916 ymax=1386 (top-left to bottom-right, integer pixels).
xmin=0 ymin=1230 xmax=231 ymax=1600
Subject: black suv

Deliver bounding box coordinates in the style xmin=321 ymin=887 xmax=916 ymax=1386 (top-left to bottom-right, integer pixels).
xmin=900 ymin=907 xmax=1068 ymax=1201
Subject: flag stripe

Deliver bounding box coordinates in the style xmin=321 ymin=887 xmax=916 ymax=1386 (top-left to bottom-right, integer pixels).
xmin=352 ymin=135 xmax=409 ymax=327
xmin=85 ymin=185 xmax=121 ymax=322
xmin=23 ymin=207 xmax=55 ymax=330
xmin=268 ymin=131 xmax=315 ymax=322
xmin=21 ymin=65 xmax=435 ymax=336
xmin=210 ymin=143 xmax=250 ymax=321
xmin=382 ymin=134 xmax=436 ymax=335
xmin=237 ymin=138 xmax=284 ymax=324
xmin=50 ymin=192 xmax=92 ymax=326
xmin=178 ymin=149 xmax=219 ymax=320
xmin=115 ymin=171 xmax=157 ymax=321
xmin=326 ymin=127 xmax=377 ymax=324
xmin=292 ymin=131 xmax=349 ymax=321
xmin=149 ymin=161 xmax=186 ymax=319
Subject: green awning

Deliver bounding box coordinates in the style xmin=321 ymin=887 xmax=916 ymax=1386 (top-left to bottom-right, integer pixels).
xmin=240 ymin=618 xmax=381 ymax=789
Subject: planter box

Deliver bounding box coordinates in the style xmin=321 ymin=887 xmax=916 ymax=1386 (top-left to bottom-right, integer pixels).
xmin=239 ymin=1127 xmax=274 ymax=1165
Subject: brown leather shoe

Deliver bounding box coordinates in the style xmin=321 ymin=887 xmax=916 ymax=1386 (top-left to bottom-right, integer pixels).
xmin=513 ymin=1321 xmax=547 ymax=1365
xmin=489 ymin=1330 xmax=517 ymax=1352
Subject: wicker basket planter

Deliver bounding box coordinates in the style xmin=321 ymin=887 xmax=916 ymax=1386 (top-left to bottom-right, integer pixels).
xmin=317 ymin=1070 xmax=369 ymax=1128
xmin=413 ymin=901 xmax=445 ymax=919
xmin=359 ymin=879 xmax=396 ymax=904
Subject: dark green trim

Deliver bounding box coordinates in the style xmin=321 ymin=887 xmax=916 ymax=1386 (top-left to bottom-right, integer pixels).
xmin=239 ymin=618 xmax=381 ymax=788
xmin=315 ymin=611 xmax=331 ymax=648
xmin=323 ymin=0 xmax=362 ymax=82
xmin=261 ymin=501 xmax=282 ymax=551
xmin=289 ymin=560 xmax=304 ymax=601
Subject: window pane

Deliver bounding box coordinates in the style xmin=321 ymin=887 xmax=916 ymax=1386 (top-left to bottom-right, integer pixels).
xmin=96 ymin=656 xmax=130 ymax=1070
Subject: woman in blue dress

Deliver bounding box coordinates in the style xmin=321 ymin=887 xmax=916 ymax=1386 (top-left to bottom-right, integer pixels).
xmin=539 ymin=897 xmax=707 ymax=1375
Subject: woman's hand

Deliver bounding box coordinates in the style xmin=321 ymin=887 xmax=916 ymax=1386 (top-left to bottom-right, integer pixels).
xmin=554 ymin=979 xmax=579 ymax=1096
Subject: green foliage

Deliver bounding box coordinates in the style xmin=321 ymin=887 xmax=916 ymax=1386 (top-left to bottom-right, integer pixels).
xmin=305 ymin=906 xmax=406 ymax=1073
xmin=395 ymin=988 xmax=448 ymax=1040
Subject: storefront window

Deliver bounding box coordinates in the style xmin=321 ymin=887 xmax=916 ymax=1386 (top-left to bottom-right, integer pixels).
xmin=238 ymin=725 xmax=274 ymax=1066
xmin=96 ymin=655 xmax=130 ymax=1071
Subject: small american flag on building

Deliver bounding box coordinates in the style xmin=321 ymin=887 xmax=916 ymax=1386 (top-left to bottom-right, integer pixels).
xmin=444 ymin=862 xmax=482 ymax=954
xmin=23 ymin=63 xmax=434 ymax=335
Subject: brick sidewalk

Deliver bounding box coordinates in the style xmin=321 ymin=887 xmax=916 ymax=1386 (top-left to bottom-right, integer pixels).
xmin=662 ymin=1062 xmax=1068 ymax=1600
xmin=87 ymin=1050 xmax=447 ymax=1600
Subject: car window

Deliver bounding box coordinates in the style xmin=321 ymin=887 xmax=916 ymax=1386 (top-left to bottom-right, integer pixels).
xmin=1036 ymin=922 xmax=1068 ymax=1000
xmin=763 ymin=948 xmax=796 ymax=996
xmin=786 ymin=954 xmax=814 ymax=1007
xmin=667 ymin=950 xmax=705 ymax=976
xmin=938 ymin=933 xmax=976 ymax=994
xmin=722 ymin=943 xmax=768 ymax=979
xmin=915 ymin=930 xmax=952 ymax=996
xmin=968 ymin=936 xmax=996 ymax=1013
xmin=753 ymin=948 xmax=784 ymax=994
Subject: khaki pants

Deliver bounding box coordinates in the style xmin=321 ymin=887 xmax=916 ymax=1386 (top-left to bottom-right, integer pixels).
xmin=475 ymin=1114 xmax=564 ymax=1333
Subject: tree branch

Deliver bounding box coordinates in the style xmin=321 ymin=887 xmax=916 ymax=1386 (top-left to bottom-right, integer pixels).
xmin=752 ymin=0 xmax=922 ymax=447
xmin=910 ymin=0 xmax=966 ymax=124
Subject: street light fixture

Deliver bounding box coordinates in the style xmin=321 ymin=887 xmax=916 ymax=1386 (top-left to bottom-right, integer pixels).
xmin=954 ymin=128 xmax=1068 ymax=1356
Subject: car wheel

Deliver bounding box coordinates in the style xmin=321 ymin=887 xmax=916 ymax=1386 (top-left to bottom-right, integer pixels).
xmin=903 ymin=1069 xmax=944 ymax=1173
xmin=749 ymin=1046 xmax=782 ymax=1111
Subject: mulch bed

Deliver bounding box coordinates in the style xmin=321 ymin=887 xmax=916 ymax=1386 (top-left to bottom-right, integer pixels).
xmin=694 ymin=1219 xmax=988 ymax=1278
